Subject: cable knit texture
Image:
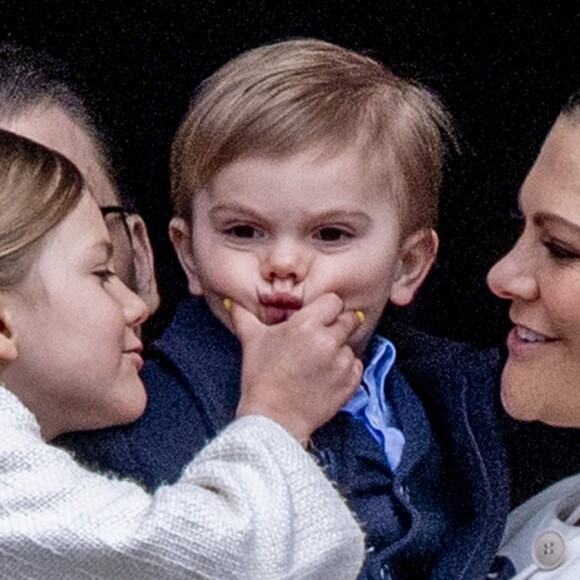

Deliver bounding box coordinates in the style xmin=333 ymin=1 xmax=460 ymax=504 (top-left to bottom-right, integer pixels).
xmin=0 ymin=386 xmax=364 ymax=579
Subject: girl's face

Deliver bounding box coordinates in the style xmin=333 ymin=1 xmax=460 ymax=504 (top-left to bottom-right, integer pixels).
xmin=488 ymin=118 xmax=580 ymax=427
xmin=0 ymin=192 xmax=148 ymax=440
xmin=0 ymin=106 xmax=136 ymax=291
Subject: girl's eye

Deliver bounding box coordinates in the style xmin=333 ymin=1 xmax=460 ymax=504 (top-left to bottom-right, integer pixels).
xmin=544 ymin=241 xmax=580 ymax=261
xmin=225 ymin=225 xmax=263 ymax=239
xmin=314 ymin=227 xmax=353 ymax=243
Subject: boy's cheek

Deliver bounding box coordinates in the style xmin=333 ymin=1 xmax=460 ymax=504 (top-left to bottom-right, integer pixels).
xmin=196 ymin=263 xmax=260 ymax=328
xmin=204 ymin=294 xmax=237 ymax=333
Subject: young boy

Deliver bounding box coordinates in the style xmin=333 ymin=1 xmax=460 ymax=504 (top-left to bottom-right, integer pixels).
xmin=63 ymin=39 xmax=509 ymax=579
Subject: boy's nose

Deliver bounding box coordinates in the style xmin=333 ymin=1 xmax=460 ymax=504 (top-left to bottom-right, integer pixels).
xmin=260 ymin=240 xmax=308 ymax=282
xmin=487 ymin=236 xmax=539 ymax=302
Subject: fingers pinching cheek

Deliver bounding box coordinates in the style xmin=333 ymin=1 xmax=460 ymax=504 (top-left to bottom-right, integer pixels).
xmin=350 ymin=358 xmax=363 ymax=390
xmin=304 ymin=328 xmax=337 ymax=361
xmin=335 ymin=347 xmax=362 ymax=405
xmin=227 ymin=299 xmax=265 ymax=346
xmin=290 ymin=316 xmax=319 ymax=346
xmin=335 ymin=346 xmax=354 ymax=372
xmin=305 ymin=292 xmax=344 ymax=326
xmin=329 ymin=310 xmax=364 ymax=345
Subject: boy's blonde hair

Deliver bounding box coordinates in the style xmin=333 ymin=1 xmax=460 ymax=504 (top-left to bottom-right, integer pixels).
xmin=0 ymin=128 xmax=83 ymax=289
xmin=171 ymin=38 xmax=453 ymax=234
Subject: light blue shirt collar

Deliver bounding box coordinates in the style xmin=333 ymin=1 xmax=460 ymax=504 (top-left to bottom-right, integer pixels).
xmin=341 ymin=335 xmax=404 ymax=471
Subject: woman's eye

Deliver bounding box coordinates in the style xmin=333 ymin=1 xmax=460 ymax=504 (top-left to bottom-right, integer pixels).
xmin=225 ymin=225 xmax=263 ymax=239
xmin=94 ymin=269 xmax=117 ymax=283
xmin=314 ymin=227 xmax=353 ymax=243
xmin=544 ymin=241 xmax=580 ymax=261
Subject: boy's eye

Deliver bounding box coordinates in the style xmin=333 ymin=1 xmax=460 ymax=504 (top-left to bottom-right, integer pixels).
xmin=225 ymin=225 xmax=264 ymax=239
xmin=314 ymin=227 xmax=354 ymax=243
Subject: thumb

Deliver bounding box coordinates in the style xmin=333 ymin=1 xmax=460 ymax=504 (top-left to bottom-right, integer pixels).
xmin=228 ymin=300 xmax=265 ymax=345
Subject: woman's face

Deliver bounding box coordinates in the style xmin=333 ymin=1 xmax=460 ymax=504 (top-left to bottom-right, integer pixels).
xmin=0 ymin=192 xmax=148 ymax=440
xmin=488 ymin=117 xmax=580 ymax=427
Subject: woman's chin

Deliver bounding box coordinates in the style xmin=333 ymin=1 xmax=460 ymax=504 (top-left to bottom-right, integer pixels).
xmin=500 ymin=364 xmax=543 ymax=422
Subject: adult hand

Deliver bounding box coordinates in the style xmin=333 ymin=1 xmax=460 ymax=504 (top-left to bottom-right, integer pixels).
xmin=230 ymin=293 xmax=363 ymax=446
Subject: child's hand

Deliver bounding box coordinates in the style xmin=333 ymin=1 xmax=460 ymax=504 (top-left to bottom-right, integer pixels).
xmin=229 ymin=293 xmax=363 ymax=446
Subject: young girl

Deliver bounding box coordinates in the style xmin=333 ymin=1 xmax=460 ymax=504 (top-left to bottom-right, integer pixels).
xmin=0 ymin=128 xmax=364 ymax=579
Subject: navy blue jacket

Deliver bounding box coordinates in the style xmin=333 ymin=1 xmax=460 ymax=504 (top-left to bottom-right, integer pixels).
xmin=60 ymin=297 xmax=510 ymax=579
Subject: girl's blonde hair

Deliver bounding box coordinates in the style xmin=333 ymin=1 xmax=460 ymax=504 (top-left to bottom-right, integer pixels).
xmin=0 ymin=128 xmax=84 ymax=289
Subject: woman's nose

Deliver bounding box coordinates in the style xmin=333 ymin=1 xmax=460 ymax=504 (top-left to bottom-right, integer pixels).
xmin=487 ymin=236 xmax=539 ymax=302
xmin=260 ymin=239 xmax=308 ymax=282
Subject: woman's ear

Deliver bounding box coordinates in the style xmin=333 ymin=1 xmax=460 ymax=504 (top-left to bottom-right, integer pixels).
xmin=124 ymin=213 xmax=160 ymax=315
xmin=169 ymin=217 xmax=203 ymax=295
xmin=390 ymin=228 xmax=439 ymax=307
xmin=0 ymin=297 xmax=18 ymax=362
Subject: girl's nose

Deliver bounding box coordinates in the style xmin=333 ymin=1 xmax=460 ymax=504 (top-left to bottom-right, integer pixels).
xmin=260 ymin=239 xmax=308 ymax=283
xmin=116 ymin=278 xmax=149 ymax=327
xmin=487 ymin=236 xmax=539 ymax=302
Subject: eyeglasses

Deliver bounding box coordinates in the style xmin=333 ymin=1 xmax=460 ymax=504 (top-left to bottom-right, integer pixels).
xmin=100 ymin=205 xmax=133 ymax=243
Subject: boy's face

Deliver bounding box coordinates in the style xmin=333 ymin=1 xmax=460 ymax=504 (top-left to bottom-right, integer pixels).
xmin=171 ymin=146 xmax=437 ymax=357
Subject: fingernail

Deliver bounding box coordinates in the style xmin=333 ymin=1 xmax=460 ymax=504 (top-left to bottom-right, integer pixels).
xmin=356 ymin=310 xmax=365 ymax=323
xmin=223 ymin=298 xmax=233 ymax=312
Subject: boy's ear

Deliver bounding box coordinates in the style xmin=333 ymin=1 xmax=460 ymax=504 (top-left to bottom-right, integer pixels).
xmin=169 ymin=217 xmax=203 ymax=295
xmin=390 ymin=228 xmax=439 ymax=307
xmin=0 ymin=297 xmax=18 ymax=363
xmin=125 ymin=213 xmax=160 ymax=314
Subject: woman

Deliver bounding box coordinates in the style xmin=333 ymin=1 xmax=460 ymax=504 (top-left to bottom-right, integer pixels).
xmin=488 ymin=93 xmax=580 ymax=578
xmin=0 ymin=128 xmax=364 ymax=579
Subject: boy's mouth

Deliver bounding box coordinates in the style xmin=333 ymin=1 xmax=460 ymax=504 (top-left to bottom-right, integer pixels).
xmin=259 ymin=293 xmax=302 ymax=325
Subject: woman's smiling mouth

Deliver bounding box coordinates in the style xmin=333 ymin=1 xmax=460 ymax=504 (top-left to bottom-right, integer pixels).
xmin=514 ymin=325 xmax=555 ymax=343
xmin=506 ymin=323 xmax=559 ymax=360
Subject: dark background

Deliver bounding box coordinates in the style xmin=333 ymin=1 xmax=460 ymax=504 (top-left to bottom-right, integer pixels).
xmin=1 ymin=0 xmax=578 ymax=344
xmin=1 ymin=0 xmax=580 ymax=504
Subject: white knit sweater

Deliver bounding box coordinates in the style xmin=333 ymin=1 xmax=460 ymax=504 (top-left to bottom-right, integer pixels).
xmin=0 ymin=386 xmax=364 ymax=579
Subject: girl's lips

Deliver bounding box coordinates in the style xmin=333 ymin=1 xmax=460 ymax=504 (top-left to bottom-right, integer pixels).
xmin=124 ymin=350 xmax=144 ymax=371
xmin=123 ymin=344 xmax=144 ymax=370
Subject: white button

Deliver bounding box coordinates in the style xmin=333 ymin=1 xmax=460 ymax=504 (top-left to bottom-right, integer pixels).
xmin=532 ymin=529 xmax=566 ymax=570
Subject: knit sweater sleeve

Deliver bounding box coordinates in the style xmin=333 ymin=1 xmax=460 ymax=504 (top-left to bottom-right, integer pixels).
xmin=0 ymin=388 xmax=364 ymax=580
